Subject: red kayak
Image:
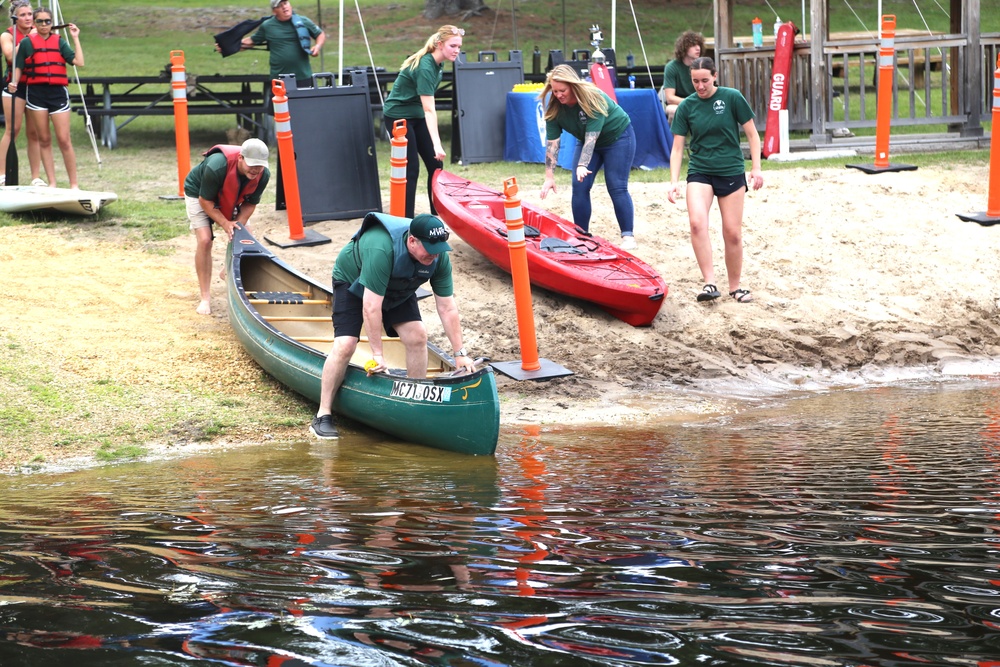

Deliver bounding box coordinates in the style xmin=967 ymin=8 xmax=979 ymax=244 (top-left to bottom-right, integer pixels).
xmin=432 ymin=170 xmax=667 ymax=326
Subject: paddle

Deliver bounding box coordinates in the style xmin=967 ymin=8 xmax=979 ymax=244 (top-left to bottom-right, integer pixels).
xmin=4 ymin=31 xmax=19 ymax=186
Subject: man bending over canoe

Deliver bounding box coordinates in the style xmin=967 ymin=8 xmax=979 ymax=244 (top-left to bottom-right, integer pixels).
xmin=185 ymin=138 xmax=270 ymax=315
xmin=311 ymin=213 xmax=476 ymax=440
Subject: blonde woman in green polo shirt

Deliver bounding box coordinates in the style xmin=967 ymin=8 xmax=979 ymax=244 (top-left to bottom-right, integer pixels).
xmin=382 ymin=25 xmax=464 ymax=218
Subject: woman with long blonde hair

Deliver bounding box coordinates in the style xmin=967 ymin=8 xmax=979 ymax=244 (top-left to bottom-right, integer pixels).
xmin=539 ymin=64 xmax=637 ymax=249
xmin=382 ymin=24 xmax=463 ymax=217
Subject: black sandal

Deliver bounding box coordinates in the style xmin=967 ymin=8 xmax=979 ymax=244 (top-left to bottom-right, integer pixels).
xmin=697 ymin=284 xmax=721 ymax=302
xmin=730 ymin=288 xmax=753 ymax=303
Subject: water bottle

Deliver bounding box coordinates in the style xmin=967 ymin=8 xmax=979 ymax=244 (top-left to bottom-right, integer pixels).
xmin=626 ymin=51 xmax=634 ymax=68
xmin=774 ymin=16 xmax=782 ymax=38
xmin=628 ymin=75 xmax=635 ymax=89
xmin=751 ymin=17 xmax=763 ymax=48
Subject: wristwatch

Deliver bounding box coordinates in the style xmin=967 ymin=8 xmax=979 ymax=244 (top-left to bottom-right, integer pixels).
xmin=454 ymin=347 xmax=468 ymax=358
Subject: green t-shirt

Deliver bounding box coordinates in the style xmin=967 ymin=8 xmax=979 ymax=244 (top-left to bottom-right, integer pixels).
xmin=250 ymin=14 xmax=321 ymax=81
xmin=544 ymin=92 xmax=631 ymax=147
xmin=382 ymin=53 xmax=443 ymax=120
xmin=183 ymin=152 xmax=270 ymax=203
xmin=662 ymin=58 xmax=695 ymax=99
xmin=333 ymin=225 xmax=454 ymax=298
xmin=670 ymin=86 xmax=755 ymax=177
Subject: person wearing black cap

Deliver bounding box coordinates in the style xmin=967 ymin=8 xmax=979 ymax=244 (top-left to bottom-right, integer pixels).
xmin=310 ymin=212 xmax=475 ymax=440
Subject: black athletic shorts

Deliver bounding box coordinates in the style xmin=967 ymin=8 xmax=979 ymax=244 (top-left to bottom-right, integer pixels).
xmin=25 ymin=85 xmax=70 ymax=114
xmin=331 ymin=281 xmax=422 ymax=339
xmin=687 ymin=172 xmax=748 ymax=198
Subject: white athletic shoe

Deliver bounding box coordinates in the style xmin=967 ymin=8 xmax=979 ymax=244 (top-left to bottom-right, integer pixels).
xmin=620 ymin=235 xmax=637 ymax=250
xmin=0 ymin=175 xmax=4 ymax=186
xmin=30 ymin=178 xmax=46 ymax=187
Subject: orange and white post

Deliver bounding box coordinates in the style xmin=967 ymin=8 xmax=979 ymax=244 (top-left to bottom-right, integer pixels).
xmin=958 ymin=55 xmax=1000 ymax=224
xmin=502 ymin=178 xmax=541 ymax=373
xmin=170 ymin=50 xmax=190 ymax=197
xmin=873 ymin=15 xmax=897 ymax=169
xmin=389 ymin=119 xmax=407 ymax=217
xmin=985 ymin=56 xmax=1000 ymax=218
xmin=272 ymin=79 xmax=306 ymax=240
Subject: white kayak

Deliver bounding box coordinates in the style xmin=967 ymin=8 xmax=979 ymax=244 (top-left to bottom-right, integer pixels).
xmin=0 ymin=185 xmax=118 ymax=216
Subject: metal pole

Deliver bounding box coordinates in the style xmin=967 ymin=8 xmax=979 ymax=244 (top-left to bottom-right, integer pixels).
xmin=338 ymin=0 xmax=344 ymax=85
xmin=611 ymin=0 xmax=616 ymax=51
xmin=317 ymin=0 xmax=324 ymax=73
xmin=562 ymin=0 xmax=566 ymax=56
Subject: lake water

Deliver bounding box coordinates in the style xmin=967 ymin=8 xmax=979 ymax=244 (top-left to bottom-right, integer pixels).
xmin=2 ymin=378 xmax=1000 ymax=665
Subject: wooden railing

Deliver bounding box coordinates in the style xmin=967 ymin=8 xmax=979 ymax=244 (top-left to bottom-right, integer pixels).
xmin=716 ymin=32 xmax=998 ymax=141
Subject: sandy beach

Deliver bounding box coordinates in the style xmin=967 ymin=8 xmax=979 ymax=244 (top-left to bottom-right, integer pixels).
xmin=3 ymin=162 xmax=1000 ymax=468
xmin=262 ymin=162 xmax=1000 ymax=418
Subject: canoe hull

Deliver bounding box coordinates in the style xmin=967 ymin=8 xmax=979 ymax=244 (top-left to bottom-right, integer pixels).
xmin=0 ymin=186 xmax=118 ymax=215
xmin=226 ymin=229 xmax=500 ymax=456
xmin=432 ymin=170 xmax=667 ymax=326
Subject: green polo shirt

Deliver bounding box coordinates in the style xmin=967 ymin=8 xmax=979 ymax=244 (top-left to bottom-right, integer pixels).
xmin=250 ymin=14 xmax=321 ymax=81
xmin=662 ymin=58 xmax=696 ymax=99
xmin=333 ymin=225 xmax=454 ymax=298
xmin=544 ymin=92 xmax=631 ymax=147
xmin=671 ymin=86 xmax=755 ymax=177
xmin=382 ymin=53 xmax=443 ymax=120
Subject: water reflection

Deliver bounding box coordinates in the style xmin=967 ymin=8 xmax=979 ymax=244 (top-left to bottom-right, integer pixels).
xmin=0 ymin=380 xmax=999 ymax=665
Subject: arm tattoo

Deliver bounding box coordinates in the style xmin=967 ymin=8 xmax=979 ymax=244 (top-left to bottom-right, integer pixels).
xmin=578 ymin=131 xmax=599 ymax=169
xmin=545 ymin=139 xmax=560 ymax=171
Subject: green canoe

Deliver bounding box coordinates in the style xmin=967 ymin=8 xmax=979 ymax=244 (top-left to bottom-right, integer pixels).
xmin=225 ymin=228 xmax=500 ymax=455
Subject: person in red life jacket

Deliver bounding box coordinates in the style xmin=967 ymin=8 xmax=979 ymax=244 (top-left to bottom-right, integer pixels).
xmin=184 ymin=139 xmax=271 ymax=316
xmin=8 ymin=6 xmax=83 ymax=188
xmin=0 ymin=1 xmax=43 ymax=186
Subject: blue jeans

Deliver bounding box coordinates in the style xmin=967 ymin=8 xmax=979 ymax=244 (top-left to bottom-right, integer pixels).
xmin=571 ymin=123 xmax=635 ymax=235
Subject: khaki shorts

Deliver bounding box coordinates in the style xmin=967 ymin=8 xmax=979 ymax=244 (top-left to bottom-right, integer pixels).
xmin=186 ymin=195 xmax=213 ymax=230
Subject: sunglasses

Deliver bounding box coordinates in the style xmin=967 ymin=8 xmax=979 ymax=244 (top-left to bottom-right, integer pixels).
xmin=450 ymin=28 xmax=464 ymax=36
xmin=415 ymin=228 xmax=450 ymax=243
xmin=35 ymin=18 xmax=52 ymax=24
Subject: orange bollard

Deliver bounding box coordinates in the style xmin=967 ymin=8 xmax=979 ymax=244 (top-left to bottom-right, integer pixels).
xmin=170 ymin=50 xmax=190 ymax=197
xmin=846 ymin=16 xmax=915 ymax=174
xmin=502 ymin=178 xmax=542 ymax=372
xmin=957 ymin=55 xmax=1000 ymax=225
xmin=262 ymin=80 xmax=330 ymax=248
xmin=272 ymin=79 xmax=305 ymax=240
xmin=389 ymin=119 xmax=408 ymax=217
xmin=490 ymin=180 xmax=571 ymax=380
xmin=873 ymin=15 xmax=896 ymax=169
xmin=987 ymin=56 xmax=1000 ymax=218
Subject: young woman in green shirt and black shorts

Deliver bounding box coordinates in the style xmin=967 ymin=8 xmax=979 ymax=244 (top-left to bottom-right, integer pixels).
xmin=668 ymin=57 xmax=764 ymax=304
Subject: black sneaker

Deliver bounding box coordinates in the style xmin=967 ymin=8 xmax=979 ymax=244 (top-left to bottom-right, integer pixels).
xmin=309 ymin=414 xmax=339 ymax=440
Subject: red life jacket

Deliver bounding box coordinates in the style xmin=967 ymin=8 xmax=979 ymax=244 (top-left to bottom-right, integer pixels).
xmin=204 ymin=145 xmax=263 ymax=221
xmin=23 ymin=33 xmax=68 ymax=86
xmin=3 ymin=27 xmax=30 ymax=86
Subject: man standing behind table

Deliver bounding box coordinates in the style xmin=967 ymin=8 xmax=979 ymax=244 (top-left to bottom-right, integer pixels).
xmin=660 ymin=30 xmax=704 ymax=122
xmin=240 ymin=0 xmax=325 ymax=84
xmin=310 ymin=213 xmax=477 ymax=440
xmin=185 ymin=138 xmax=271 ymax=316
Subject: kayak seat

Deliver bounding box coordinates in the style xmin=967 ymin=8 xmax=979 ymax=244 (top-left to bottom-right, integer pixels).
xmin=540 ymin=237 xmax=585 ymax=254
xmin=498 ymin=224 xmax=541 ymax=238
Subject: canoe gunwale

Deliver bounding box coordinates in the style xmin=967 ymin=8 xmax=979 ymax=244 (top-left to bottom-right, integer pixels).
xmin=225 ymin=230 xmax=500 ymax=455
